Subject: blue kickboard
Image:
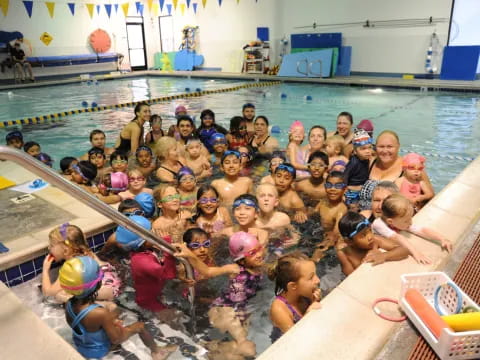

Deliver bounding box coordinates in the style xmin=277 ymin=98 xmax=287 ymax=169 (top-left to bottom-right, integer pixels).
xmin=440 ymin=46 xmax=480 ymax=81
xmin=278 ymin=49 xmax=333 ymax=78
xmin=174 ymin=49 xmax=204 ymax=71
xmin=336 ymin=46 xmax=352 ymax=76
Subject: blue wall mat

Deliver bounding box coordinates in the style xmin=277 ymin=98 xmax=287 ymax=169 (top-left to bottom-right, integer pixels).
xmin=336 ymin=46 xmax=352 ymax=76
xmin=291 ymin=33 xmax=342 ymax=51
xmin=440 ymin=46 xmax=480 ymax=81
xmin=257 ymin=27 xmax=269 ymax=42
xmin=174 ymin=49 xmax=204 ymax=71
xmin=278 ymin=49 xmax=333 ymax=77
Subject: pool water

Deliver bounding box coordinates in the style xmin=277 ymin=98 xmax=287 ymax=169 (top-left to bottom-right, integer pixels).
xmin=1 ymin=76 xmax=479 ymax=192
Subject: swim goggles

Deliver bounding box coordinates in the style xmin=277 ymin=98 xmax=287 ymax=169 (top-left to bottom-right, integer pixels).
xmin=111 ymin=159 xmax=128 ymax=165
xmin=308 ymin=161 xmax=327 ymax=169
xmin=244 ymin=245 xmax=262 ymax=258
xmin=98 ymin=183 xmax=127 ymax=192
xmin=6 ymin=130 xmax=23 ymax=142
xmin=135 ymin=146 xmax=152 ymax=156
xmin=71 ymin=164 xmax=89 ymax=181
xmin=232 ymin=198 xmax=258 ymax=210
xmin=276 ymin=164 xmax=295 ymax=174
xmin=128 ymin=176 xmax=145 ymax=182
xmin=404 ymin=165 xmax=425 ymax=171
xmin=160 ymin=193 xmax=181 ymax=203
xmin=348 ymin=219 xmax=370 ymax=239
xmin=124 ymin=209 xmax=145 ymax=217
xmin=198 ymin=197 xmax=218 ymax=204
xmin=188 ymin=239 xmax=211 ymax=249
xmin=240 ymin=152 xmax=252 ymax=160
xmin=222 ymin=150 xmax=241 ymax=161
xmin=324 ymin=182 xmax=346 ymax=189
xmin=61 ymin=270 xmax=104 ymax=294
xmin=179 ymin=175 xmax=196 ymax=183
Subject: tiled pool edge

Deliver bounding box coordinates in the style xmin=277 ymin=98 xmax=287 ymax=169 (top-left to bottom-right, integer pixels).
xmin=258 ymin=156 xmax=480 ymax=360
xmin=0 ymin=228 xmax=115 ymax=287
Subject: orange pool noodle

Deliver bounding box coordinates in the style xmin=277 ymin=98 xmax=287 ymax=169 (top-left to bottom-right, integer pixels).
xmin=405 ymin=288 xmax=452 ymax=338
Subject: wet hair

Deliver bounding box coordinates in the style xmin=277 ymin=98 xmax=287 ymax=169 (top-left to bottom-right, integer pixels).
xmin=200 ymin=109 xmax=215 ymax=121
xmin=118 ymin=199 xmax=142 ymax=214
xmin=242 ymin=103 xmax=255 ymax=111
xmin=325 ymin=135 xmax=345 ymax=155
xmin=270 ymin=150 xmax=286 ymax=162
xmin=194 ymin=184 xmax=220 ymax=218
xmin=127 ymin=167 xmax=143 ymax=178
xmin=254 ymin=116 xmax=269 ymax=126
xmin=155 ymin=136 xmax=177 ymax=160
xmin=49 ymin=223 xmax=92 ymax=257
xmin=89 ymin=129 xmax=105 ymax=142
xmin=338 ymin=111 xmax=353 ymax=124
xmin=229 ymin=116 xmax=245 ymax=133
xmin=338 ymin=211 xmax=368 ymax=239
xmin=88 ymin=147 xmax=105 ymax=159
xmin=376 ymin=130 xmax=400 ymax=146
xmin=23 ymin=141 xmax=39 ymax=153
xmin=186 ymin=136 xmax=202 ymax=147
xmin=109 ymin=150 xmax=128 ymax=165
xmin=308 ymin=151 xmax=329 ymax=166
xmin=326 ymin=170 xmax=345 ymax=183
xmin=135 ymin=145 xmax=153 ymax=158
xmin=183 ymin=227 xmax=208 ymax=245
xmin=381 ymin=193 xmax=412 ymax=219
xmin=5 ymin=130 xmax=23 ymax=144
xmin=267 ymin=251 xmax=310 ymax=295
xmin=77 ymin=161 xmax=98 ymax=183
xmin=133 ymin=102 xmax=149 ymax=120
xmin=309 ymin=125 xmax=327 ymax=140
xmin=176 ymin=115 xmax=195 ymax=127
xmin=150 ymin=114 xmax=162 ymax=126
xmin=373 ymin=181 xmax=399 ymax=195
xmin=60 ymin=157 xmax=77 ymax=173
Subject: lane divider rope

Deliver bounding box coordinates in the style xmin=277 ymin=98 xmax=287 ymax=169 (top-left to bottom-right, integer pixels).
xmin=0 ymin=81 xmax=281 ymax=129
xmin=399 ymin=148 xmax=475 ymax=162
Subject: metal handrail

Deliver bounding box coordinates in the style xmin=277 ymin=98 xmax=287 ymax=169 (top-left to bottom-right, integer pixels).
xmin=296 ymin=59 xmax=308 ymax=76
xmin=308 ymin=60 xmax=323 ymax=77
xmin=0 ymin=146 xmax=196 ymax=331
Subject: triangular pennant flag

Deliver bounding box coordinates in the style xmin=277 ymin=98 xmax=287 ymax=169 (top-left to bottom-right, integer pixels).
xmin=159 ymin=0 xmax=164 ymax=12
xmin=121 ymin=2 xmax=129 ymax=16
xmin=139 ymin=3 xmax=144 ymax=15
xmin=96 ymin=4 xmax=100 ymax=14
xmin=104 ymin=4 xmax=112 ymax=17
xmin=147 ymin=0 xmax=153 ymax=11
xmin=152 ymin=2 xmax=159 ymax=15
xmin=0 ymin=0 xmax=9 ymax=16
xmin=186 ymin=0 xmax=191 ymax=8
xmin=45 ymin=2 xmax=55 ymax=18
xmin=114 ymin=3 xmax=118 ymax=13
xmin=218 ymin=0 xmax=222 ymax=6
xmin=67 ymin=2 xmax=75 ymax=15
xmin=22 ymin=0 xmax=33 ymax=17
xmin=172 ymin=0 xmax=178 ymax=9
xmin=202 ymin=0 xmax=207 ymax=8
xmin=86 ymin=3 xmax=94 ymax=18
xmin=180 ymin=3 xmax=185 ymax=15
xmin=166 ymin=3 xmax=171 ymax=14
xmin=192 ymin=2 xmax=197 ymax=13
xmin=135 ymin=1 xmax=140 ymax=13
xmin=236 ymin=0 xmax=240 ymax=3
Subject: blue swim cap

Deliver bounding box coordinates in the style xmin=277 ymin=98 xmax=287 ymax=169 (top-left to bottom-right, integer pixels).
xmin=209 ymin=132 xmax=226 ymax=147
xmin=59 ymin=256 xmax=103 ymax=298
xmin=116 ymin=215 xmax=151 ymax=251
xmin=134 ymin=193 xmax=156 ymax=218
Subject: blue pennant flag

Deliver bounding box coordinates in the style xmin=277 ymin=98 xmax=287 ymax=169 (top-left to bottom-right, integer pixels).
xmin=159 ymin=0 xmax=165 ymax=12
xmin=186 ymin=0 xmax=191 ymax=8
xmin=192 ymin=2 xmax=197 ymax=13
xmin=218 ymin=0 xmax=222 ymax=6
xmin=67 ymin=2 xmax=75 ymax=15
xmin=166 ymin=3 xmax=172 ymax=15
xmin=105 ymin=4 xmax=112 ymax=17
xmin=96 ymin=4 xmax=101 ymax=15
xmin=22 ymin=1 xmax=33 ymax=17
xmin=114 ymin=3 xmax=119 ymax=13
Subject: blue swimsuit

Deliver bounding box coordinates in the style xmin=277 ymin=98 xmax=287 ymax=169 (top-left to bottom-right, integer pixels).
xmin=66 ymin=301 xmax=111 ymax=359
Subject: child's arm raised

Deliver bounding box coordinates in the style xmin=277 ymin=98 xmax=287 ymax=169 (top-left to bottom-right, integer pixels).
xmin=41 ymin=255 xmax=62 ymax=296
xmin=408 ymin=225 xmax=452 ymax=252
xmin=174 ymin=243 xmax=240 ymax=278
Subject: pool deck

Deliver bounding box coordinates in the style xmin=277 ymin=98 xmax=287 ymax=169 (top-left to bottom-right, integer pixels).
xmin=2 ymin=70 xmax=480 ymax=92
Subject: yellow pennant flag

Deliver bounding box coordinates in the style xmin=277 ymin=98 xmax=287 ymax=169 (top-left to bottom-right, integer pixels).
xmin=86 ymin=3 xmax=94 ymax=18
xmin=236 ymin=0 xmax=240 ymax=3
xmin=0 ymin=0 xmax=9 ymax=16
xmin=147 ymin=0 xmax=153 ymax=11
xmin=202 ymin=0 xmax=207 ymax=8
xmin=180 ymin=3 xmax=185 ymax=15
xmin=121 ymin=2 xmax=129 ymax=16
xmin=45 ymin=1 xmax=55 ymax=18
xmin=172 ymin=0 xmax=178 ymax=10
xmin=152 ymin=2 xmax=159 ymax=16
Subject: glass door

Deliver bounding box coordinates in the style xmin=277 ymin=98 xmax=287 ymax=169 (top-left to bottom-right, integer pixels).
xmin=126 ymin=17 xmax=147 ymax=70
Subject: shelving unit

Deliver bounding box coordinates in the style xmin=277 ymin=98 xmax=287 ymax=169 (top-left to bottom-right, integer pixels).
xmin=243 ymin=45 xmax=269 ymax=74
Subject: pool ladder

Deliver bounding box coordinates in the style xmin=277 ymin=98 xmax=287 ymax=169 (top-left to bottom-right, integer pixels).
xmin=0 ymin=146 xmax=198 ymax=334
xmin=296 ymin=59 xmax=324 ymax=77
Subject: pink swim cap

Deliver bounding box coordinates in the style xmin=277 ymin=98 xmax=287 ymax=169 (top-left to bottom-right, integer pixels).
xmin=229 ymin=232 xmax=260 ymax=261
xmin=357 ymin=119 xmax=374 ymax=133
xmin=111 ymin=172 xmax=128 ymax=191
xmin=289 ymin=120 xmax=304 ymax=134
xmin=402 ymin=153 xmax=425 ymax=168
xmin=175 ymin=105 xmax=187 ymax=115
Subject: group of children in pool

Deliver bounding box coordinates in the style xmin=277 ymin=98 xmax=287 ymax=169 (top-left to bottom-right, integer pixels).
xmin=4 ymin=103 xmax=452 ymax=359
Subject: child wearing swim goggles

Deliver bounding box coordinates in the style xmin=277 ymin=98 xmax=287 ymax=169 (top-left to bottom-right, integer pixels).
xmin=118 ymin=168 xmax=152 ymax=201
xmin=209 ymin=132 xmax=228 ymax=166
xmin=260 ymin=151 xmax=286 ymax=186
xmin=221 ymin=194 xmax=269 ymax=247
xmin=194 ymin=184 xmax=233 ymax=235
xmin=226 ymin=116 xmax=249 ymax=151
xmin=296 ymin=151 xmax=329 ymax=207
xmin=70 ymin=160 xmax=97 ymax=193
xmin=109 ymin=150 xmax=128 ymax=173
xmin=273 ymin=162 xmax=308 ymax=224
xmin=395 ymin=152 xmax=434 ymax=211
xmin=152 ymin=184 xmax=191 ymax=243
xmin=337 ymin=211 xmax=408 ymax=276
xmin=5 ymin=130 xmax=24 ymax=149
xmin=176 ymin=166 xmax=198 ymax=214
xmin=211 ymin=150 xmax=253 ymax=207
xmin=325 ymin=135 xmax=349 ymax=172
xmin=372 ymin=193 xmax=452 ymax=264
xmin=94 ymin=172 xmax=128 ymax=204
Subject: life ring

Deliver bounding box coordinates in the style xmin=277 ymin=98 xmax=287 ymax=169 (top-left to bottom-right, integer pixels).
xmin=89 ymin=29 xmax=111 ymax=54
xmin=425 ymin=32 xmax=441 ymax=74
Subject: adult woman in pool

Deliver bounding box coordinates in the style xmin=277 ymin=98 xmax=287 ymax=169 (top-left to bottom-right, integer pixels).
xmin=249 ymin=116 xmax=279 ymax=155
xmin=303 ymin=125 xmax=327 ymax=158
xmin=328 ymin=112 xmax=354 ymax=157
xmin=155 ymin=136 xmax=185 ymax=184
xmin=115 ymin=103 xmax=150 ymax=155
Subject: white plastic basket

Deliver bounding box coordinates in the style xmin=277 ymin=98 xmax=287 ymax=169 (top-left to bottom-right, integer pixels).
xmin=400 ymin=272 xmax=480 ymax=360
